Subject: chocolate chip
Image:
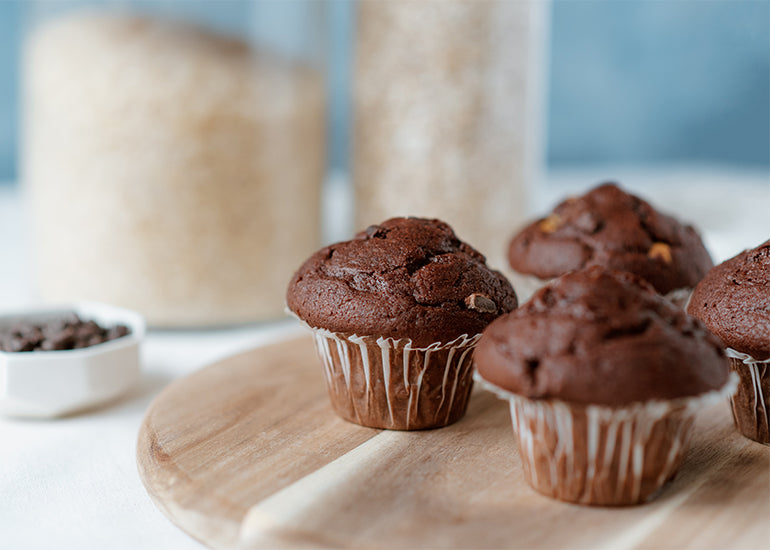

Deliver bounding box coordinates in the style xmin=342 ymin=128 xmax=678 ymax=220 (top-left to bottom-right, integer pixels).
xmin=87 ymin=335 xmax=105 ymax=347
xmin=8 ymin=337 xmax=35 ymax=352
xmin=0 ymin=315 xmax=131 ymax=353
xmin=364 ymin=224 xmax=388 ymax=239
xmin=49 ymin=326 xmax=77 ymax=350
xmin=465 ymin=293 xmax=498 ymax=314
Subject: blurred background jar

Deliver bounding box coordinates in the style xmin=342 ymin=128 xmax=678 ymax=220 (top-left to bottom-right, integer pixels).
xmin=354 ymin=0 xmax=548 ymax=271
xmin=22 ymin=0 xmax=327 ymax=327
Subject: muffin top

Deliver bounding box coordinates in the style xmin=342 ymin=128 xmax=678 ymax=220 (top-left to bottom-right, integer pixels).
xmin=287 ymin=217 xmax=518 ymax=347
xmin=475 ymin=266 xmax=728 ymax=406
xmin=507 ymin=183 xmax=713 ymax=294
xmin=687 ymin=240 xmax=770 ymax=360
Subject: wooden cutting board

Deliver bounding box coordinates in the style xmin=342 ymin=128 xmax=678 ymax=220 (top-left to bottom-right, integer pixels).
xmin=137 ymin=335 xmax=769 ymax=550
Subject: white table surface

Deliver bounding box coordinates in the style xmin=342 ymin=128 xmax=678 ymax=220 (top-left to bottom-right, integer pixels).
xmin=1 ymin=168 xmax=768 ymax=549
xmin=0 ymin=183 xmax=302 ymax=550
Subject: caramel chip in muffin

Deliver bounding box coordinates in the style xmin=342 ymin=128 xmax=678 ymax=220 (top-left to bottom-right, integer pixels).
xmin=537 ymin=213 xmax=562 ymax=234
xmin=648 ymin=242 xmax=672 ymax=264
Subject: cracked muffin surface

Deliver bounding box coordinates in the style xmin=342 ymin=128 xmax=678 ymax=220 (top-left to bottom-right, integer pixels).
xmin=475 ymin=266 xmax=729 ymax=406
xmin=507 ymin=183 xmax=713 ymax=294
xmin=688 ymin=240 xmax=770 ymax=360
xmin=287 ymin=217 xmax=518 ymax=347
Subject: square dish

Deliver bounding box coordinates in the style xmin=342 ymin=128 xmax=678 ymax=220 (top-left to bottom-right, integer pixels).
xmin=0 ymin=302 xmax=145 ymax=418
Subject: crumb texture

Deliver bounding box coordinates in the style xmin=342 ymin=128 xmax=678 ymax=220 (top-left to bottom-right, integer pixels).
xmin=688 ymin=240 xmax=770 ymax=360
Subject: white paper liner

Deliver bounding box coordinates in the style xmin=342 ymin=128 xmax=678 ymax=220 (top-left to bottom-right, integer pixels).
xmin=474 ymin=372 xmax=738 ymax=505
xmin=290 ymin=313 xmax=481 ymax=430
xmin=725 ymin=348 xmax=770 ymax=444
xmin=665 ymin=287 xmax=692 ymax=309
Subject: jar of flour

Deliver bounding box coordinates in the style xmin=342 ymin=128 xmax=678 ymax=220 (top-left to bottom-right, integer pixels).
xmin=23 ymin=2 xmax=326 ymax=326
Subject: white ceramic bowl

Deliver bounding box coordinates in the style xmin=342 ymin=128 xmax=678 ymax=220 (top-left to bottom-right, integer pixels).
xmin=0 ymin=302 xmax=145 ymax=418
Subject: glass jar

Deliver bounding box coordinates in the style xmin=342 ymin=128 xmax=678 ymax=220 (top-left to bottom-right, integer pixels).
xmin=22 ymin=0 xmax=327 ymax=327
xmin=353 ymin=0 xmax=547 ymax=271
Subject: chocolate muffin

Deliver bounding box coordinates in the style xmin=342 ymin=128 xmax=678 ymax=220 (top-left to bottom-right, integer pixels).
xmin=507 ymin=183 xmax=713 ymax=301
xmin=688 ymin=240 xmax=770 ymax=444
xmin=287 ymin=217 xmax=517 ymax=430
xmin=475 ymin=266 xmax=732 ymax=506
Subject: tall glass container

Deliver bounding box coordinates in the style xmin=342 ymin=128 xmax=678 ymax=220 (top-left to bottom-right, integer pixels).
xmin=354 ymin=0 xmax=547 ymax=271
xmin=23 ymin=1 xmax=327 ymax=327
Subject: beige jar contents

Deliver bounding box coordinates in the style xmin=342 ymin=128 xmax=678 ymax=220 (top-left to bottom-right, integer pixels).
xmin=354 ymin=0 xmax=545 ymax=270
xmin=24 ymin=13 xmax=325 ymax=327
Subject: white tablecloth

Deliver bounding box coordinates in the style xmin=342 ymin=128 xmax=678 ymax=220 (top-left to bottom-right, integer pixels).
xmin=2 ymin=322 xmax=303 ymax=550
xmin=1 ymin=168 xmax=768 ymax=549
xmin=0 ymin=185 xmax=303 ymax=549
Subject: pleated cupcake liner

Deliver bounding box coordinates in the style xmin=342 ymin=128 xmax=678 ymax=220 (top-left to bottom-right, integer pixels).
xmin=725 ymin=348 xmax=770 ymax=445
xmin=291 ymin=312 xmax=481 ymax=430
xmin=475 ymin=372 xmax=737 ymax=506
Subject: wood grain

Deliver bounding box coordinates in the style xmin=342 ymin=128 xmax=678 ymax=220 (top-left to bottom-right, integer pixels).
xmin=137 ymin=336 xmax=770 ymax=549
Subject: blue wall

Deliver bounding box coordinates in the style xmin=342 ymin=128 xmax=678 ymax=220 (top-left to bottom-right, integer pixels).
xmin=548 ymin=0 xmax=770 ymax=168
xmin=0 ymin=1 xmax=20 ymax=183
xmin=1 ymin=0 xmax=768 ymax=182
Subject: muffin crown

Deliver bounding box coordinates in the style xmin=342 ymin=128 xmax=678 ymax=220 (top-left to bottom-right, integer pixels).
xmin=688 ymin=240 xmax=770 ymax=360
xmin=508 ymin=183 xmax=713 ymax=294
xmin=475 ymin=266 xmax=729 ymax=406
xmin=287 ymin=217 xmax=517 ymax=347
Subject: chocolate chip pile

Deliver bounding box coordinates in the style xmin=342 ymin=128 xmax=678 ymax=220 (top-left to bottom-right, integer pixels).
xmin=0 ymin=314 xmax=130 ymax=352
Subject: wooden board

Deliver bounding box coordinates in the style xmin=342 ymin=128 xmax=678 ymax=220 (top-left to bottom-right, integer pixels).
xmin=137 ymin=336 xmax=769 ymax=550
